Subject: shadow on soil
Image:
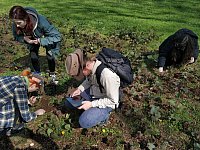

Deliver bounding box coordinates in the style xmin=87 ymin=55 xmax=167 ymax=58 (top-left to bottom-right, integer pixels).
xmin=0 ymin=128 xmax=59 ymax=150
xmin=13 ymin=54 xmax=49 ymax=72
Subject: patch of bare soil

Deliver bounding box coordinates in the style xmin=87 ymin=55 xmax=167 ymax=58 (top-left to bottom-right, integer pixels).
xmin=1 ymin=15 xmax=200 ymax=149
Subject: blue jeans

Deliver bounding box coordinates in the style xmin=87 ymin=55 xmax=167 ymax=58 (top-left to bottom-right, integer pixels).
xmin=64 ymin=90 xmax=112 ymax=128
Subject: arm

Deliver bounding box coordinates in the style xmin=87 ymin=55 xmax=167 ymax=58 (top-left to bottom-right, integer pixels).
xmin=38 ymin=15 xmax=61 ymax=47
xmin=158 ymin=56 xmax=166 ymax=68
xmin=78 ymin=77 xmax=91 ymax=93
xmin=193 ymin=38 xmax=199 ymax=60
xmin=14 ymin=84 xmax=37 ymax=122
xmin=91 ymin=68 xmax=120 ymax=109
xmin=158 ymin=35 xmax=174 ymax=68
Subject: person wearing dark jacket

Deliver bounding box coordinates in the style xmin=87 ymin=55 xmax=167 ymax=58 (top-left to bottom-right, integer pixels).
xmin=158 ymin=28 xmax=199 ymax=72
xmin=9 ymin=6 xmax=61 ymax=82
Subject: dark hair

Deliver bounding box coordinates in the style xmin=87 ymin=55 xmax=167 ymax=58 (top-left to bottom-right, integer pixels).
xmin=82 ymin=49 xmax=96 ymax=68
xmin=171 ymin=34 xmax=194 ymax=65
xmin=9 ymin=6 xmax=34 ymax=36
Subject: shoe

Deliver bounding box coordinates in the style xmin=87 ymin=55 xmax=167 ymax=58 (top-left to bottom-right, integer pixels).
xmin=49 ymin=72 xmax=58 ymax=84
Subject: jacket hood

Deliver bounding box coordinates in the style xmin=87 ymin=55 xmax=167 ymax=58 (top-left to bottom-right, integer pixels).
xmin=174 ymin=28 xmax=198 ymax=40
xmin=25 ymin=7 xmax=38 ymax=31
xmin=25 ymin=7 xmax=39 ymax=16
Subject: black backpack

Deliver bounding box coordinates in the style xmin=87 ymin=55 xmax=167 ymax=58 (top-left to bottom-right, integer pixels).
xmin=96 ymin=48 xmax=134 ymax=92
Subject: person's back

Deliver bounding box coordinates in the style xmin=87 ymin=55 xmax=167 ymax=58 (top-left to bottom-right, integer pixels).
xmin=158 ymin=28 xmax=199 ymax=73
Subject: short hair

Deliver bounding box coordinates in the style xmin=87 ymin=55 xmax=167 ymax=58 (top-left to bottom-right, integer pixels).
xmin=21 ymin=69 xmax=44 ymax=88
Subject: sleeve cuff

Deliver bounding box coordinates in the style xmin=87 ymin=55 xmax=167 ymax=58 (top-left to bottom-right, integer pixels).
xmin=78 ymin=85 xmax=85 ymax=92
xmin=91 ymin=100 xmax=98 ymax=107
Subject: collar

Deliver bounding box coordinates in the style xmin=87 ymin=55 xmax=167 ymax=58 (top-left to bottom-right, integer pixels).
xmin=91 ymin=59 xmax=102 ymax=75
xmin=27 ymin=11 xmax=38 ymax=31
xmin=22 ymin=76 xmax=29 ymax=88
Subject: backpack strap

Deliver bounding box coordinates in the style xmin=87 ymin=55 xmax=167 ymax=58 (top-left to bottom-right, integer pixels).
xmin=96 ymin=63 xmax=106 ymax=93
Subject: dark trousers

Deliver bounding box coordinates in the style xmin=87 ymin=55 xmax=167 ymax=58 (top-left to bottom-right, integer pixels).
xmin=28 ymin=43 xmax=59 ymax=73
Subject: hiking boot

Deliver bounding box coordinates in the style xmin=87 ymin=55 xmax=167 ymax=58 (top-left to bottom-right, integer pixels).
xmin=49 ymin=72 xmax=58 ymax=84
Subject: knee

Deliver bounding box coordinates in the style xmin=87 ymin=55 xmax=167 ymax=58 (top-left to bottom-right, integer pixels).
xmin=79 ymin=110 xmax=97 ymax=128
xmin=79 ymin=116 xmax=91 ymax=129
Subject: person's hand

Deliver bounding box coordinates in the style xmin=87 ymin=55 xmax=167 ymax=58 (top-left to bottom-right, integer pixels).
xmin=71 ymin=89 xmax=81 ymax=97
xmin=24 ymin=36 xmax=39 ymax=44
xmin=31 ymin=39 xmax=39 ymax=44
xmin=78 ymin=101 xmax=92 ymax=110
xmin=189 ymin=57 xmax=195 ymax=63
xmin=24 ymin=36 xmax=32 ymax=43
xmin=28 ymin=96 xmax=37 ymax=106
xmin=158 ymin=67 xmax=163 ymax=73
xmin=35 ymin=109 xmax=45 ymax=116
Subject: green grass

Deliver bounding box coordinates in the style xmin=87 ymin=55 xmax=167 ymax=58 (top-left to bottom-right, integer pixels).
xmin=1 ymin=1 xmax=200 ymax=149
xmin=1 ymin=0 xmax=200 ymax=47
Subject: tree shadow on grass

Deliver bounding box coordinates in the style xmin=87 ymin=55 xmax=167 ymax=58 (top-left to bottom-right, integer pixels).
xmin=13 ymin=54 xmax=49 ymax=72
xmin=0 ymin=128 xmax=59 ymax=150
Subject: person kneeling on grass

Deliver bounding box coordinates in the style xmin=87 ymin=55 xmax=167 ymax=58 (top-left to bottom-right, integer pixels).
xmin=64 ymin=49 xmax=120 ymax=128
xmin=158 ymin=28 xmax=199 ymax=73
xmin=0 ymin=69 xmax=45 ymax=136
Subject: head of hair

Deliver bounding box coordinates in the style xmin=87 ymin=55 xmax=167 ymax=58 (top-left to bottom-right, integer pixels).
xmin=82 ymin=49 xmax=97 ymax=68
xmin=9 ymin=6 xmax=34 ymax=36
xmin=21 ymin=69 xmax=43 ymax=88
xmin=171 ymin=35 xmax=194 ymax=65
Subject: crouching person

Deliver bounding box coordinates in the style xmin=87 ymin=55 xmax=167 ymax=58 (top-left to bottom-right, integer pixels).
xmin=64 ymin=49 xmax=120 ymax=128
xmin=158 ymin=28 xmax=199 ymax=73
xmin=0 ymin=70 xmax=45 ymax=136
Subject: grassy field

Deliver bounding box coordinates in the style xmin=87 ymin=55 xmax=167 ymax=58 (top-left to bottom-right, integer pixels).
xmin=0 ymin=0 xmax=200 ymax=149
xmin=1 ymin=0 xmax=200 ymax=45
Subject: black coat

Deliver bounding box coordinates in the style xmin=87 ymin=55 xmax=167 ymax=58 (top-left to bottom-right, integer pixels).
xmin=158 ymin=28 xmax=199 ymax=67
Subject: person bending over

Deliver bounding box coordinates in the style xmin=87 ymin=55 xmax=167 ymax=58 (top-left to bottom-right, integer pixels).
xmin=9 ymin=6 xmax=61 ymax=82
xmin=158 ymin=28 xmax=199 ymax=72
xmin=0 ymin=70 xmax=45 ymax=136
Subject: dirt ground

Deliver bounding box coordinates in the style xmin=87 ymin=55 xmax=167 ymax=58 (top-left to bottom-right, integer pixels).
xmin=0 ymin=16 xmax=200 ymax=150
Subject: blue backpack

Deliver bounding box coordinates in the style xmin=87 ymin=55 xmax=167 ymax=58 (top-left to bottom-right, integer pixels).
xmin=96 ymin=48 xmax=134 ymax=92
